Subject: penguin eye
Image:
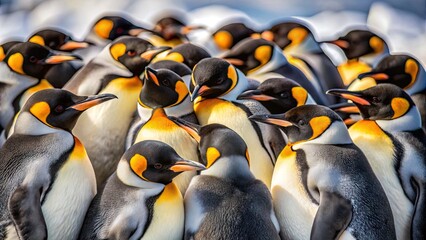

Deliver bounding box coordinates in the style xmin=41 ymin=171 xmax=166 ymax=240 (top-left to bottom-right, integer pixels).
xmin=116 ymin=27 xmax=124 ymax=34
xmin=162 ymin=79 xmax=170 ymax=87
xmin=54 ymin=105 xmax=64 ymax=113
xmin=154 ymin=163 xmax=163 ymax=169
xmin=298 ymin=119 xmax=306 ymax=126
xmin=279 ymin=92 xmax=289 ymax=98
xmin=127 ymin=50 xmax=137 ymax=57
xmin=29 ymin=56 xmax=38 ymax=63
xmin=372 ymin=97 xmax=381 ymax=103
xmin=216 ymin=78 xmax=224 ymax=85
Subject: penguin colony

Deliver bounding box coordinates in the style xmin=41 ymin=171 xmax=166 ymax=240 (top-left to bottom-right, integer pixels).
xmin=0 ymin=10 xmax=424 ymax=240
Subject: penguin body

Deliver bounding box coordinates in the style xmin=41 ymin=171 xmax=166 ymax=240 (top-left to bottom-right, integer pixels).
xmin=328 ymin=84 xmax=426 ymax=239
xmin=222 ymin=38 xmax=329 ymax=105
xmin=79 ymin=140 xmax=205 ymax=240
xmin=191 ymin=58 xmax=286 ymax=188
xmin=0 ymin=89 xmax=115 ymax=240
xmin=181 ymin=124 xmax=280 ymax=240
xmin=250 ymin=105 xmax=396 ymax=240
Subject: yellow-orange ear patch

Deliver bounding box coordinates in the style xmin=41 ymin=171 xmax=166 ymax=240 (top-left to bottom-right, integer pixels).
xmin=169 ymin=80 xmax=189 ymax=107
xmin=130 ymin=154 xmax=149 ymax=181
xmin=8 ymin=53 xmax=25 ymax=74
xmin=29 ymin=101 xmax=52 ymax=126
xmin=405 ymin=59 xmax=418 ymax=89
xmin=309 ymin=116 xmax=331 ymax=140
xmin=94 ymin=19 xmax=113 ymax=39
xmin=28 ymin=35 xmax=45 ymax=46
xmin=110 ymin=43 xmax=126 ymax=61
xmin=206 ymin=147 xmax=221 ymax=168
xmin=222 ymin=65 xmax=238 ymax=96
xmin=369 ymin=36 xmax=384 ymax=53
xmin=291 ymin=87 xmax=308 ymax=106
xmin=0 ymin=47 xmax=5 ymax=61
xmin=254 ymin=45 xmax=272 ymax=65
xmin=214 ymin=31 xmax=233 ymax=50
xmin=391 ymin=97 xmax=410 ymax=119
xmin=165 ymin=52 xmax=184 ymax=63
xmin=288 ymin=27 xmax=308 ymax=46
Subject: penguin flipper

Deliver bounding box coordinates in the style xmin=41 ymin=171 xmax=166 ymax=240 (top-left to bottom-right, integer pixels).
xmin=310 ymin=191 xmax=352 ymax=240
xmin=8 ymin=185 xmax=47 ymax=240
xmin=412 ymin=179 xmax=426 ymax=239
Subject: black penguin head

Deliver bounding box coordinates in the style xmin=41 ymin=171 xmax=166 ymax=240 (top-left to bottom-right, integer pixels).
xmin=162 ymin=43 xmax=211 ymax=70
xmin=28 ymin=29 xmax=89 ymax=52
xmin=222 ymin=38 xmax=275 ymax=74
xmin=109 ymin=36 xmax=170 ymax=75
xmin=153 ymin=17 xmax=204 ymax=41
xmin=327 ymin=29 xmax=387 ymax=60
xmin=357 ymin=55 xmax=421 ymax=90
xmin=5 ymin=42 xmax=80 ymax=79
xmin=250 ymin=105 xmax=342 ymax=144
xmin=0 ymin=40 xmax=22 ymax=61
xmin=91 ymin=15 xmax=150 ymax=41
xmin=238 ymin=77 xmax=309 ymax=114
xmin=139 ymin=67 xmax=189 ymax=108
xmin=262 ymin=21 xmax=312 ymax=50
xmin=213 ymin=23 xmax=256 ymax=50
xmin=327 ymin=84 xmax=415 ymax=120
xmin=149 ymin=60 xmax=192 ymax=77
xmin=21 ymin=89 xmax=116 ymax=131
xmin=191 ymin=58 xmax=239 ymax=101
xmin=124 ymin=140 xmax=205 ymax=184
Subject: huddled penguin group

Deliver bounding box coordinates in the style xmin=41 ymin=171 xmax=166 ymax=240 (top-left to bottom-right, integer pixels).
xmin=0 ymin=9 xmax=424 ymax=240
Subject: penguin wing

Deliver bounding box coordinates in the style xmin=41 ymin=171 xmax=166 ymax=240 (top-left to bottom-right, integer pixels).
xmin=412 ymin=178 xmax=426 ymax=240
xmin=125 ymin=112 xmax=144 ymax=150
xmin=184 ymin=177 xmax=206 ymax=239
xmin=8 ymin=185 xmax=47 ymax=240
xmin=311 ymin=191 xmax=352 ymax=240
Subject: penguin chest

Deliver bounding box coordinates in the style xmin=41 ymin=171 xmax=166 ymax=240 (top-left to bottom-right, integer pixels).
xmin=271 ymin=146 xmax=318 ymax=240
xmin=194 ymin=99 xmax=274 ymax=188
xmin=338 ymin=61 xmax=372 ymax=86
xmin=142 ymin=183 xmax=184 ymax=240
xmin=41 ymin=138 xmax=97 ymax=240
xmin=349 ymin=120 xmax=412 ymax=239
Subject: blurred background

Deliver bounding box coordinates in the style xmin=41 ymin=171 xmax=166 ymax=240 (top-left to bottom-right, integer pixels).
xmin=0 ymin=0 xmax=425 ymax=64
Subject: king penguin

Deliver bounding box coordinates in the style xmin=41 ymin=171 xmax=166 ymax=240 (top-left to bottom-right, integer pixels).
xmin=126 ymin=67 xmax=199 ymax=194
xmin=191 ymin=58 xmax=285 ymax=188
xmin=79 ymin=140 xmax=205 ymax=240
xmin=65 ymin=36 xmax=170 ymax=187
xmin=328 ymin=84 xmax=426 ymax=240
xmin=176 ymin=123 xmax=280 ymax=240
xmin=0 ymin=88 xmax=116 ymax=240
xmin=250 ymin=104 xmax=396 ymax=240
xmin=221 ymin=38 xmax=329 ymax=105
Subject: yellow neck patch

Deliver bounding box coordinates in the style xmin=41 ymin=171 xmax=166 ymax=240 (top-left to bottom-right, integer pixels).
xmin=309 ymin=116 xmax=331 ymax=140
xmin=8 ymin=53 xmax=25 ymax=74
xmin=405 ymin=59 xmax=418 ymax=89
xmin=206 ymin=147 xmax=221 ymax=168
xmin=391 ymin=97 xmax=410 ymax=119
xmin=29 ymin=101 xmax=53 ymax=127
xmin=291 ymin=86 xmax=308 ymax=106
xmin=70 ymin=137 xmax=88 ymax=159
xmin=110 ymin=43 xmax=126 ymax=61
xmin=214 ymin=31 xmax=233 ymax=50
xmin=369 ymin=36 xmax=384 ymax=53
xmin=165 ymin=52 xmax=184 ymax=63
xmin=0 ymin=46 xmax=5 ymax=61
xmin=94 ymin=19 xmax=113 ymax=39
xmin=28 ymin=35 xmax=46 ymax=46
xmin=129 ymin=154 xmax=149 ymax=181
xmin=157 ymin=182 xmax=181 ymax=203
xmin=287 ymin=27 xmax=308 ymax=47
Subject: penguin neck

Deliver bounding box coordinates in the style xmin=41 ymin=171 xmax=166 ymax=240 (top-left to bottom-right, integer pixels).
xmin=13 ymin=111 xmax=68 ymax=136
xmin=285 ymin=34 xmax=321 ymax=55
xmin=305 ymin=94 xmax=317 ymax=105
xmin=201 ymin=155 xmax=253 ymax=181
xmin=247 ymin=45 xmax=288 ymax=77
xmin=406 ymin=68 xmax=426 ymax=95
xmin=116 ymin=160 xmax=165 ymax=195
xmin=218 ymin=69 xmax=250 ymax=101
xmin=376 ymin=106 xmax=422 ymax=132
xmin=94 ymin=45 xmax=133 ymax=76
xmin=84 ymin=31 xmax=110 ymax=47
xmin=137 ymin=95 xmax=193 ymax=122
xmin=359 ymin=44 xmax=389 ymax=66
xmin=292 ymin=121 xmax=353 ymax=150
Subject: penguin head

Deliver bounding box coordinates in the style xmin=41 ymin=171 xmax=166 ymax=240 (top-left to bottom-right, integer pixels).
xmin=356 ymin=55 xmax=423 ymax=91
xmin=90 ymin=15 xmax=149 ymax=41
xmin=261 ymin=21 xmax=312 ymax=50
xmin=121 ymin=140 xmax=205 ymax=185
xmin=327 ymin=84 xmax=415 ymax=121
xmin=221 ymin=38 xmax=277 ymax=74
xmin=153 ymin=17 xmax=204 ymax=41
xmin=139 ymin=67 xmax=189 ymax=108
xmin=326 ymin=30 xmax=387 ymax=60
xmin=250 ymin=105 xmax=343 ymax=144
xmin=4 ymin=42 xmax=80 ymax=79
xmin=109 ymin=36 xmax=170 ymax=75
xmin=0 ymin=40 xmax=22 ymax=61
xmin=20 ymin=88 xmax=116 ymax=131
xmin=213 ymin=23 xmax=256 ymax=50
xmin=28 ymin=29 xmax=89 ymax=52
xmin=238 ymin=77 xmax=310 ymax=114
xmin=162 ymin=43 xmax=211 ymax=70
xmin=149 ymin=60 xmax=192 ymax=78
xmin=191 ymin=58 xmax=239 ymax=101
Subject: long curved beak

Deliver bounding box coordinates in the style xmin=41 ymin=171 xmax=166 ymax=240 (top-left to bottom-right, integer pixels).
xmin=326 ymin=89 xmax=371 ymax=106
xmin=358 ymin=71 xmax=389 ymax=80
xmin=68 ymin=93 xmax=117 ymax=111
xmin=60 ymin=41 xmax=90 ymax=51
xmin=145 ymin=67 xmax=160 ymax=86
xmin=223 ymin=58 xmax=244 ymax=66
xmin=44 ymin=53 xmax=82 ymax=64
xmin=249 ymin=114 xmax=294 ymax=127
xmin=329 ymin=102 xmax=360 ymax=113
xmin=170 ymin=159 xmax=206 ymax=172
xmin=140 ymin=46 xmax=171 ymax=61
xmin=323 ymin=40 xmax=349 ymax=49
xmin=237 ymin=89 xmax=277 ymax=101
